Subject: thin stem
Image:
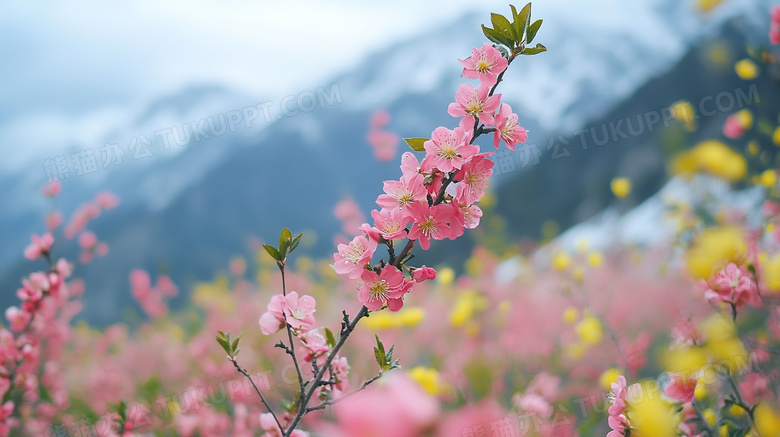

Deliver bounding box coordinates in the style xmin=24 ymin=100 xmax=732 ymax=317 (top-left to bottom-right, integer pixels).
xmin=283 ymin=306 xmax=368 ymax=436
xmin=725 ymin=373 xmax=761 ymax=436
xmin=232 ymin=359 xmax=285 ymax=432
xmin=280 ymin=267 xmax=306 ymax=406
xmin=305 ymin=372 xmax=384 ymax=413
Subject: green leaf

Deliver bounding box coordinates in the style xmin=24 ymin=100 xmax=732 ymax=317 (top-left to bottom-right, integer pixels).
xmin=374 ymin=347 xmax=386 ymax=370
xmin=324 ymin=328 xmax=336 ymax=348
xmin=526 ymin=19 xmax=542 ymax=43
xmin=279 ymin=228 xmax=293 ymax=256
xmin=217 ymin=337 xmax=231 ymax=354
xmin=490 ymin=13 xmax=516 ymax=42
xmin=263 ymin=244 xmax=282 ymax=261
xmin=482 ymin=25 xmax=513 ymax=47
xmin=521 ymin=43 xmax=547 ymax=55
xmin=231 ymin=333 xmax=243 ymax=353
xmin=515 ymin=3 xmax=532 ymax=42
xmin=290 ymin=233 xmax=303 ymax=253
xmin=403 ymin=137 xmax=428 ymax=152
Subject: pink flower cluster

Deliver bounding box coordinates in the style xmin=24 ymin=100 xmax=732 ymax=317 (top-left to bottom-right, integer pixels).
xmin=699 ymin=263 xmax=761 ymax=310
xmin=606 ymin=375 xmax=631 ymax=437
xmin=129 ymin=270 xmax=178 ymax=318
xmin=771 ymin=6 xmax=780 ymax=45
xmin=333 ymin=43 xmax=527 ymax=313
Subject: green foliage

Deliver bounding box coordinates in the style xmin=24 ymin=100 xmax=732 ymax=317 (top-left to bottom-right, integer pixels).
xmin=403 ymin=138 xmax=428 ymax=152
xmin=373 ymin=334 xmax=400 ymax=373
xmin=482 ymin=3 xmax=546 ymax=57
xmin=263 ymin=228 xmax=303 ymax=266
xmin=216 ymin=330 xmax=243 ymax=360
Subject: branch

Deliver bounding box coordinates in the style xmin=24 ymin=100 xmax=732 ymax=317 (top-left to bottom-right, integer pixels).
xmin=283 ymin=306 xmax=369 ymax=436
xmin=232 ymin=359 xmax=285 ymax=432
xmin=305 ymin=372 xmax=384 ymax=413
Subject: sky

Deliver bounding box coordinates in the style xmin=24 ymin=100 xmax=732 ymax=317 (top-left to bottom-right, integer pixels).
xmin=0 ymin=1 xmax=512 ymax=119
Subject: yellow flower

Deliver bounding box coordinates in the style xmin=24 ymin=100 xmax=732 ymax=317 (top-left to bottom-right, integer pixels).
xmin=662 ymin=347 xmax=708 ymax=374
xmin=611 ymin=177 xmax=631 ymax=198
xmin=449 ymin=291 xmax=487 ymax=327
xmin=575 ymin=313 xmax=604 ymax=345
xmin=734 ymin=58 xmax=759 ymax=80
xmin=684 ymin=225 xmax=746 ymax=280
xmin=764 ymin=254 xmax=780 ymax=292
xmin=398 ymin=307 xmax=426 ymax=327
xmin=437 ymin=267 xmax=455 ymax=285
xmin=730 ymin=109 xmax=753 ymax=131
xmin=552 ymin=251 xmax=571 ymax=271
xmin=409 ymin=366 xmax=444 ymax=395
xmin=754 ymin=403 xmax=780 ymax=436
xmin=703 ymin=408 xmax=717 ymax=426
xmin=671 ymin=141 xmax=747 ymax=182
xmin=671 ymin=100 xmax=696 ymax=130
xmin=587 ymin=252 xmax=603 ymax=268
xmin=697 ymin=0 xmax=726 ymax=13
xmin=562 ymin=306 xmax=579 ymax=324
xmin=774 ymin=126 xmax=780 ymax=146
xmin=599 ymin=368 xmax=622 ymax=391
xmin=760 ymin=169 xmax=777 ymax=188
xmin=628 ymin=382 xmax=680 ymax=437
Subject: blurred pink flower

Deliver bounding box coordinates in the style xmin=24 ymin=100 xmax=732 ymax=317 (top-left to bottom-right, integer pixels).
xmin=664 ymin=373 xmax=697 ymax=403
xmin=700 ymin=263 xmax=761 ymax=310
xmin=24 ymin=233 xmax=54 ymax=260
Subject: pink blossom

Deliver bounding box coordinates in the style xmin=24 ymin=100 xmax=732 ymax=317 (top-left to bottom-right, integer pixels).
xmin=370 ymin=209 xmax=408 ymax=240
xmin=608 ymin=375 xmax=628 ymax=416
xmin=6 ymin=307 xmax=31 ymax=332
xmin=423 ymin=124 xmax=478 ymax=173
xmin=358 ymin=266 xmax=407 ymax=311
xmin=330 ymin=373 xmax=438 ymax=437
xmin=42 ymin=181 xmax=61 ymax=197
xmin=333 ymin=236 xmax=377 ymax=279
xmin=700 ymin=263 xmax=762 ymax=310
xmin=400 ymin=152 xmax=424 ymax=179
xmin=458 ymin=43 xmax=508 ymax=87
xmin=607 ymin=375 xmax=631 ymax=437
xmin=407 ymin=203 xmax=454 ymax=250
xmin=78 ymin=231 xmax=97 ymax=249
xmin=259 ymin=294 xmax=287 ymax=335
xmin=771 ymin=25 xmax=780 ymax=45
xmin=45 ymin=212 xmax=63 ymax=230
xmin=454 ymin=152 xmax=494 ymax=204
xmin=486 ymin=103 xmax=527 ymax=150
xmin=515 ymin=393 xmax=551 ymax=417
xmin=259 ymin=292 xmax=316 ymax=334
xmin=664 ymin=373 xmax=697 ymax=403
xmin=24 ymin=233 xmax=54 ymax=260
xmin=413 ymin=266 xmax=436 ymax=283
xmin=723 ymin=113 xmax=747 ymax=139
xmin=95 ymin=192 xmax=119 ymax=209
xmin=299 ymin=329 xmax=329 ymax=361
xmin=283 ymin=292 xmax=317 ymax=332
xmin=447 ymin=83 xmax=501 ymax=126
xmin=376 ymin=173 xmax=427 ymax=214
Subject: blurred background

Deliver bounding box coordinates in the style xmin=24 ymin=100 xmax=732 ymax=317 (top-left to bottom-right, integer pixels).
xmin=0 ymin=0 xmax=776 ymax=325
